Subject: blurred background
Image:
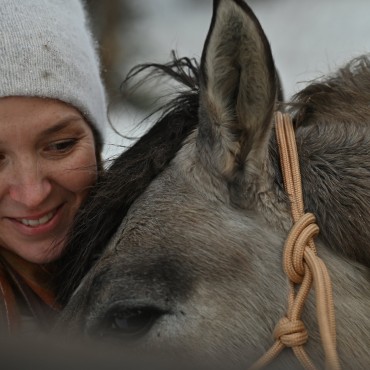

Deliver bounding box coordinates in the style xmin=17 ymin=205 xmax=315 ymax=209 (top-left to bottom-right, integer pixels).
xmin=85 ymin=0 xmax=370 ymax=160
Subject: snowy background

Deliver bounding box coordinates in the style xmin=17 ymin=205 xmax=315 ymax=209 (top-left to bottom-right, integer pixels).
xmin=103 ymin=0 xmax=370 ymax=159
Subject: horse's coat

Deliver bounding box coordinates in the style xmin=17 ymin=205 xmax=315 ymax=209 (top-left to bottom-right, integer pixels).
xmin=56 ymin=0 xmax=370 ymax=368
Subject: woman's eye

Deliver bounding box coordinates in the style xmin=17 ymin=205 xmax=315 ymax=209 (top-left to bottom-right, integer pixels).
xmin=0 ymin=153 xmax=6 ymax=166
xmin=46 ymin=139 xmax=77 ymax=154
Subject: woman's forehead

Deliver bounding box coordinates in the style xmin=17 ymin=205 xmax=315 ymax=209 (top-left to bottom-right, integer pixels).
xmin=0 ymin=96 xmax=90 ymax=138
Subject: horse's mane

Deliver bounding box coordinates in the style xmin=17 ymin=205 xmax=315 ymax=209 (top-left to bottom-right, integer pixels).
xmin=291 ymin=56 xmax=370 ymax=125
xmin=54 ymin=55 xmax=200 ymax=305
xmin=290 ymin=56 xmax=370 ymax=267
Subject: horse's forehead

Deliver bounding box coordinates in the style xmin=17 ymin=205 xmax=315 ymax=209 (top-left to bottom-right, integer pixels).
xmin=110 ymin=166 xmax=278 ymax=260
xmin=105 ymin=135 xmax=284 ymax=274
xmin=121 ymin=171 xmax=226 ymax=243
xmin=124 ymin=136 xmax=227 ymax=215
xmin=121 ymin=146 xmax=230 ymax=234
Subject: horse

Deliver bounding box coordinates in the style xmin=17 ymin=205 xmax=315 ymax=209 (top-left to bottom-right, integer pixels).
xmin=55 ymin=0 xmax=370 ymax=368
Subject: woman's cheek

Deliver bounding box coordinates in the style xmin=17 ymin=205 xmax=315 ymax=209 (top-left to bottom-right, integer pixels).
xmin=55 ymin=144 xmax=98 ymax=194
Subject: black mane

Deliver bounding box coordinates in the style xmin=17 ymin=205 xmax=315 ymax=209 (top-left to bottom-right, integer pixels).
xmin=54 ymin=56 xmax=200 ymax=305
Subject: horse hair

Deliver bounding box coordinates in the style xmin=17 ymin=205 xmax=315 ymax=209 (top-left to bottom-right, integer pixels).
xmin=291 ymin=56 xmax=370 ymax=267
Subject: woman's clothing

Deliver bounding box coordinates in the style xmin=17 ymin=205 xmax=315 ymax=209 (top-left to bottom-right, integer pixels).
xmin=0 ymin=254 xmax=59 ymax=334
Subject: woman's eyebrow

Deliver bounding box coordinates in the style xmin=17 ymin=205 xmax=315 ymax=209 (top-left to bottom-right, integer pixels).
xmin=40 ymin=116 xmax=85 ymax=137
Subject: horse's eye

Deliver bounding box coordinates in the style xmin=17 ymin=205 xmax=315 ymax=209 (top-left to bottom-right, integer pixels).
xmin=98 ymin=307 xmax=164 ymax=340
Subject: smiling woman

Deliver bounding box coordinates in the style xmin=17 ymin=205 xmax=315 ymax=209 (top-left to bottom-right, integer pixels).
xmin=0 ymin=0 xmax=107 ymax=334
xmin=0 ymin=98 xmax=97 ymax=265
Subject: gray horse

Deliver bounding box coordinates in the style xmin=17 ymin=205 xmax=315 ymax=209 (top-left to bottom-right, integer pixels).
xmin=56 ymin=0 xmax=370 ymax=368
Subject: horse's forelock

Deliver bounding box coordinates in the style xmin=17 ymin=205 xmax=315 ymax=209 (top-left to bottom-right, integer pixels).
xmin=54 ymin=56 xmax=201 ymax=306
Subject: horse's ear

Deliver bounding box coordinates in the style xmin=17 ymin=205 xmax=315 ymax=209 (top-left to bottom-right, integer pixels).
xmin=197 ymin=0 xmax=278 ymax=182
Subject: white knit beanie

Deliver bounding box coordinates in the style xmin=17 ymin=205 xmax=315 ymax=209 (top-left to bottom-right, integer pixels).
xmin=0 ymin=0 xmax=107 ymax=145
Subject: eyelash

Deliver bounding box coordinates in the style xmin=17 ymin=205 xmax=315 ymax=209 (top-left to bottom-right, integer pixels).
xmin=46 ymin=139 xmax=78 ymax=154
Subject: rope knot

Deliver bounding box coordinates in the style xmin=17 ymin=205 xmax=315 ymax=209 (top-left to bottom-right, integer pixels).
xmin=273 ymin=317 xmax=308 ymax=347
xmin=283 ymin=213 xmax=319 ymax=284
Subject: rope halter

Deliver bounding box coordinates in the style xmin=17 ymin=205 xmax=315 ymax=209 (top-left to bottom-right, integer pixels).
xmin=249 ymin=112 xmax=341 ymax=370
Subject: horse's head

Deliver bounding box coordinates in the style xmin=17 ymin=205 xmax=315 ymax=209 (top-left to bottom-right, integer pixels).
xmin=57 ymin=0 xmax=370 ymax=368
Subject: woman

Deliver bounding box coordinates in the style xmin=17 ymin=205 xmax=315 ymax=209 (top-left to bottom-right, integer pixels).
xmin=0 ymin=0 xmax=107 ymax=333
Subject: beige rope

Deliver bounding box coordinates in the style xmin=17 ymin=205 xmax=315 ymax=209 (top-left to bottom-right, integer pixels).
xmin=249 ymin=112 xmax=341 ymax=370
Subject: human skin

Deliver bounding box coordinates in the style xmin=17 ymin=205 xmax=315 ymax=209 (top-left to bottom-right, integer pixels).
xmin=0 ymin=97 xmax=97 ymax=264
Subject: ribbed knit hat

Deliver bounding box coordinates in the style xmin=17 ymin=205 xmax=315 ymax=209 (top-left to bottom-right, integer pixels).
xmin=0 ymin=0 xmax=107 ymax=144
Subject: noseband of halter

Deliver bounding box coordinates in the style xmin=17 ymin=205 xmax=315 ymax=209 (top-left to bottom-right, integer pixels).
xmin=249 ymin=112 xmax=341 ymax=370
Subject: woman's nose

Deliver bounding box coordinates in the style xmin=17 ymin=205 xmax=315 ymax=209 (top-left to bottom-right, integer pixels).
xmin=7 ymin=164 xmax=52 ymax=208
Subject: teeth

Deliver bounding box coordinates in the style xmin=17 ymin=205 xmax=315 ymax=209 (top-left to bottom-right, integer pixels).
xmin=20 ymin=210 xmax=55 ymax=227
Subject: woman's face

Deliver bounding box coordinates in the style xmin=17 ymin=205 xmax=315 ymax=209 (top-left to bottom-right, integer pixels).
xmin=0 ymin=97 xmax=98 ymax=264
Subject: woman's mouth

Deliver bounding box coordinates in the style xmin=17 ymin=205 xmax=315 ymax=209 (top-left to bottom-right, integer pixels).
xmin=17 ymin=209 xmax=56 ymax=227
xmin=7 ymin=204 xmax=65 ymax=236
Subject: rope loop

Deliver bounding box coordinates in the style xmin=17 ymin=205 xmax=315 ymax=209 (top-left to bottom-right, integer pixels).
xmin=274 ymin=317 xmax=308 ymax=347
xmin=283 ymin=213 xmax=319 ymax=284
